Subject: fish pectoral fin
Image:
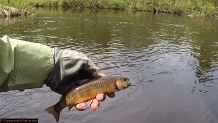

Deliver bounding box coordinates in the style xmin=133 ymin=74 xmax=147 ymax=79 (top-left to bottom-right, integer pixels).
xmin=87 ymin=99 xmax=94 ymax=107
xmin=68 ymin=105 xmax=75 ymax=111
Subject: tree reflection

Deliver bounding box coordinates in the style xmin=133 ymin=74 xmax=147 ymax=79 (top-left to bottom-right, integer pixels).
xmin=189 ymin=20 xmax=218 ymax=84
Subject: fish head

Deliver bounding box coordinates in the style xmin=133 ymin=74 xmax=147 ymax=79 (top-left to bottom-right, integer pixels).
xmin=115 ymin=77 xmax=131 ymax=90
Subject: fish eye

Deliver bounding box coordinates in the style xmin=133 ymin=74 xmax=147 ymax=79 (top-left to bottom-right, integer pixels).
xmin=123 ymin=78 xmax=128 ymax=82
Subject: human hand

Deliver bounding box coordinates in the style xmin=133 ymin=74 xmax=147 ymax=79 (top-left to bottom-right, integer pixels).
xmin=75 ymin=72 xmax=116 ymax=111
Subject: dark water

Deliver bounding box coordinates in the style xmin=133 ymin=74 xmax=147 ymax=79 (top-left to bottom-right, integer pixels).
xmin=1 ymin=8 xmax=218 ymax=123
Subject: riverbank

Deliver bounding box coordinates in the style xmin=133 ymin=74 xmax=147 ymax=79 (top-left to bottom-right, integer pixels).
xmin=0 ymin=4 xmax=30 ymax=17
xmin=1 ymin=0 xmax=218 ymax=19
xmin=0 ymin=5 xmax=22 ymax=17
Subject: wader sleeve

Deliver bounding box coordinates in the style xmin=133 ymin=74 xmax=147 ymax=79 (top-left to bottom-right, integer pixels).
xmin=44 ymin=48 xmax=99 ymax=95
xmin=0 ymin=36 xmax=16 ymax=88
xmin=0 ymin=35 xmax=54 ymax=92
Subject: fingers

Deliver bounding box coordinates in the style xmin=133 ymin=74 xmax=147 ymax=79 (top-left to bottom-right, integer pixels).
xmin=90 ymin=93 xmax=115 ymax=110
xmin=91 ymin=99 xmax=99 ymax=110
xmin=76 ymin=99 xmax=101 ymax=111
xmin=94 ymin=72 xmax=106 ymax=78
xmin=75 ymin=93 xmax=114 ymax=111
xmin=89 ymin=94 xmax=104 ymax=111
xmin=96 ymin=93 xmax=106 ymax=101
xmin=76 ymin=102 xmax=86 ymax=111
xmin=75 ymin=93 xmax=104 ymax=111
xmin=75 ymin=73 xmax=116 ymax=111
xmin=95 ymin=93 xmax=115 ymax=100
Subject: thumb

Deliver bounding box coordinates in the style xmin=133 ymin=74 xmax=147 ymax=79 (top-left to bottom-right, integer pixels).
xmin=94 ymin=72 xmax=106 ymax=78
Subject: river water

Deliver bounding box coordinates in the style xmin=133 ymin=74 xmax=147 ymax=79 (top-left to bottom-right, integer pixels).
xmin=0 ymin=8 xmax=218 ymax=123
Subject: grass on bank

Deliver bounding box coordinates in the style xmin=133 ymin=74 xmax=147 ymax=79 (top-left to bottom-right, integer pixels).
xmin=0 ymin=4 xmax=31 ymax=17
xmin=0 ymin=0 xmax=218 ymax=18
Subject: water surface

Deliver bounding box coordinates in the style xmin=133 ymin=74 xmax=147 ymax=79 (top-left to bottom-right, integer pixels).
xmin=0 ymin=8 xmax=218 ymax=123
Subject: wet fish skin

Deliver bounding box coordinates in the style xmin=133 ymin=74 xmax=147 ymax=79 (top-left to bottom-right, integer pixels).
xmin=45 ymin=77 xmax=130 ymax=122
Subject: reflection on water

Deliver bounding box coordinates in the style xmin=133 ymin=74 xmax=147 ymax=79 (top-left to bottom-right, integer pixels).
xmin=0 ymin=8 xmax=218 ymax=123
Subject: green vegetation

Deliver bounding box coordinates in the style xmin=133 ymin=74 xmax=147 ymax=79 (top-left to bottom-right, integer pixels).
xmin=0 ymin=0 xmax=218 ymax=18
xmin=0 ymin=4 xmax=30 ymax=17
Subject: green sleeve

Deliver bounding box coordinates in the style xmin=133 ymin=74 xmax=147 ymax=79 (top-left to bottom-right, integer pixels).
xmin=0 ymin=35 xmax=16 ymax=86
xmin=0 ymin=35 xmax=54 ymax=92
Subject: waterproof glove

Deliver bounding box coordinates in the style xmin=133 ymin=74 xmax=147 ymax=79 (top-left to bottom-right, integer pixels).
xmin=44 ymin=48 xmax=99 ymax=95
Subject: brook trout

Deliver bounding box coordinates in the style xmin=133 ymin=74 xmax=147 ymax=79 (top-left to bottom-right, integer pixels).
xmin=45 ymin=77 xmax=130 ymax=122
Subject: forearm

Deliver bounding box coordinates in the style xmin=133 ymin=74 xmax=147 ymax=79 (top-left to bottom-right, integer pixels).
xmin=0 ymin=36 xmax=15 ymax=88
xmin=0 ymin=35 xmax=54 ymax=92
xmin=0 ymin=36 xmax=109 ymax=113
xmin=0 ymin=36 xmax=99 ymax=94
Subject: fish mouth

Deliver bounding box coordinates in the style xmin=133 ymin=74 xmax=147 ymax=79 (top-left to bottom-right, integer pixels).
xmin=127 ymin=82 xmax=131 ymax=86
xmin=126 ymin=78 xmax=131 ymax=86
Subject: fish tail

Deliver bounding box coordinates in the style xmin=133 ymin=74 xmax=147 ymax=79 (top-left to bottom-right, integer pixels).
xmin=45 ymin=97 xmax=67 ymax=122
xmin=45 ymin=105 xmax=61 ymax=122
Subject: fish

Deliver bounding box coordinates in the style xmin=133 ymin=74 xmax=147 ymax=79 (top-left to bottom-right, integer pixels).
xmin=45 ymin=77 xmax=131 ymax=122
